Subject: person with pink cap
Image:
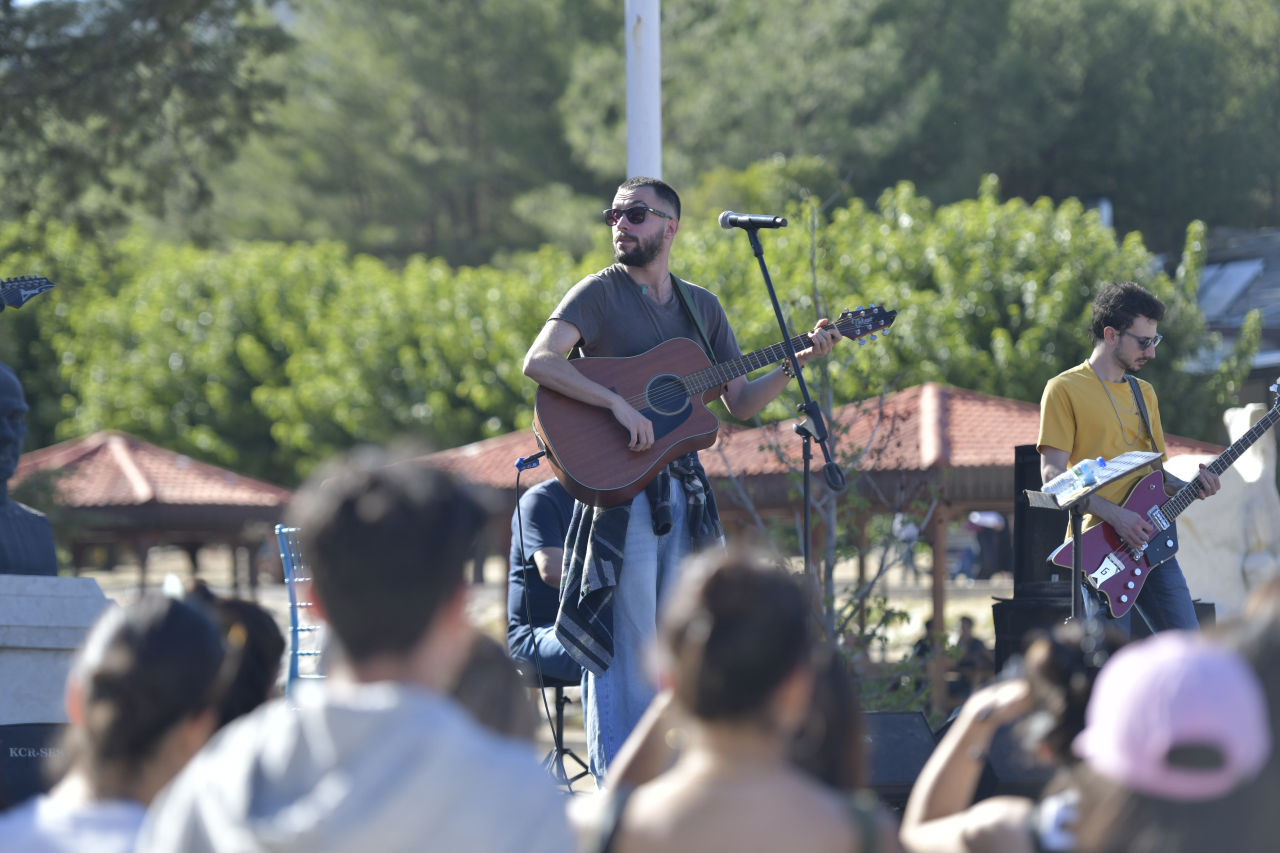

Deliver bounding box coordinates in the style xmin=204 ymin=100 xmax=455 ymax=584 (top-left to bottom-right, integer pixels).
xmin=900 ymin=628 xmax=1271 ymax=853
xmin=1070 ymin=631 xmax=1271 ymax=853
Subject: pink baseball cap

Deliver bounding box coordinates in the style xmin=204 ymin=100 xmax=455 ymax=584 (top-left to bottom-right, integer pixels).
xmin=1073 ymin=631 xmax=1271 ymax=802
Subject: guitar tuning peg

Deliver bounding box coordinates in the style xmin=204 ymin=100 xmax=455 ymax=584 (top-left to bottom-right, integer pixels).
xmin=870 ymin=335 xmax=877 ymax=341
xmin=881 ymin=328 xmax=890 ymax=335
xmin=1271 ymin=384 xmax=1278 ymax=394
xmin=856 ymin=305 xmax=863 ymax=311
xmin=858 ymin=339 xmax=866 ymax=346
xmin=869 ymin=303 xmax=876 ymax=308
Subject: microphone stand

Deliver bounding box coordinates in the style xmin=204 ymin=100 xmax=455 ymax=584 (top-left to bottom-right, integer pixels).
xmin=741 ymin=227 xmax=847 ymax=581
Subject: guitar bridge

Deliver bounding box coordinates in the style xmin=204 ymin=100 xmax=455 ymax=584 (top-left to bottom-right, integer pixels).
xmin=1088 ymin=553 xmax=1125 ymax=588
xmin=1148 ymin=506 xmax=1170 ymax=531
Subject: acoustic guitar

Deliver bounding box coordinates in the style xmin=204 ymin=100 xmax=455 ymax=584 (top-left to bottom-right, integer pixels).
xmin=0 ymin=276 xmax=55 ymax=312
xmin=1050 ymin=379 xmax=1280 ymax=617
xmin=533 ymin=305 xmax=897 ymax=507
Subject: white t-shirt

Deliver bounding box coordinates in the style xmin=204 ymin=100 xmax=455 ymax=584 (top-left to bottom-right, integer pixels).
xmin=0 ymin=794 xmax=146 ymax=853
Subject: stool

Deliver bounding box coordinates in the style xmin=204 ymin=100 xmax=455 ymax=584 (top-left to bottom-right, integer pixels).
xmin=519 ymin=668 xmax=590 ymax=790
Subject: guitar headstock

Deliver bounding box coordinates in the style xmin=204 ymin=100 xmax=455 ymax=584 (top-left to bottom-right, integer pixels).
xmin=1272 ymin=378 xmax=1280 ymax=409
xmin=0 ymin=275 xmax=56 ymax=312
xmin=835 ymin=304 xmax=898 ymax=345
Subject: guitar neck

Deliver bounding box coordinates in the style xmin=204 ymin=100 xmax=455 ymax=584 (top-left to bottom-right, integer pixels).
xmin=1163 ymin=405 xmax=1280 ymax=521
xmin=682 ymin=331 xmax=820 ymax=395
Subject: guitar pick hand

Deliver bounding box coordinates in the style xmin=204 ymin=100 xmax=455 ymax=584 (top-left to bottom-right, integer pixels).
xmin=611 ymin=397 xmax=655 ymax=452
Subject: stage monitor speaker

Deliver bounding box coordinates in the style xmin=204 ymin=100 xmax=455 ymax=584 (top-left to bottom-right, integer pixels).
xmin=1013 ymin=444 xmax=1070 ymax=597
xmin=863 ymin=711 xmax=937 ymax=808
xmin=992 ymin=598 xmax=1071 ymax=673
xmin=0 ymin=723 xmax=61 ymax=810
xmin=931 ymin=718 xmax=1056 ymax=802
xmin=1129 ymin=600 xmax=1217 ymax=639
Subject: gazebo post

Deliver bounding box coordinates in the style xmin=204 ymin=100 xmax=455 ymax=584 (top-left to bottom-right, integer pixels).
xmin=929 ymin=508 xmax=950 ymax=716
xmin=855 ymin=512 xmax=869 ymax=634
xmin=184 ymin=543 xmax=201 ymax=579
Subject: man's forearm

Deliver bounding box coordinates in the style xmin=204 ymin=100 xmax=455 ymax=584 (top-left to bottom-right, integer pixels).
xmin=524 ymin=350 xmax=620 ymax=410
xmin=722 ymin=368 xmax=790 ymax=421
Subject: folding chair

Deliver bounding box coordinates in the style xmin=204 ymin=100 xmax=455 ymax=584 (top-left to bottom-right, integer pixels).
xmin=275 ymin=525 xmax=325 ymax=700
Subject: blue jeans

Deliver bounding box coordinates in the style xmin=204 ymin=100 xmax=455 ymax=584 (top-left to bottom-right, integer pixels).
xmin=1084 ymin=556 xmax=1199 ymax=636
xmin=583 ymin=480 xmax=691 ymax=783
xmin=509 ymin=625 xmax=583 ymax=685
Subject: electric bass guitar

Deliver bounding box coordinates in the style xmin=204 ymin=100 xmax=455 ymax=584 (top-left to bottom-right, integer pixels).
xmin=533 ymin=305 xmax=897 ymax=507
xmin=1050 ymin=379 xmax=1280 ymax=618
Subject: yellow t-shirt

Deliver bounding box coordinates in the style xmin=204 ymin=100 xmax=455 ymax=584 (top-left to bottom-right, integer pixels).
xmin=1037 ymin=362 xmax=1166 ymax=530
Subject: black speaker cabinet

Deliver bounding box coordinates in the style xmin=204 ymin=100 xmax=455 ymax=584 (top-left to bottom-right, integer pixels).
xmin=1129 ymin=600 xmax=1217 ymax=639
xmin=1013 ymin=444 xmax=1070 ymax=597
xmin=0 ymin=724 xmax=62 ymax=811
xmin=992 ymin=598 xmax=1071 ymax=673
xmin=931 ymin=718 xmax=1056 ymax=802
xmin=863 ymin=711 xmax=937 ymax=808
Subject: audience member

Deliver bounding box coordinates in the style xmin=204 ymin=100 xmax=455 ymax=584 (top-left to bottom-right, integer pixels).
xmin=1069 ymin=632 xmax=1268 ymax=853
xmin=184 ymin=579 xmax=286 ymax=728
xmin=508 ymin=478 xmax=582 ymax=683
xmin=452 ymin=632 xmax=538 ymax=741
xmin=955 ymin=616 xmax=993 ymax=690
xmin=581 ymin=551 xmax=896 ymax=853
xmin=1213 ymin=594 xmax=1280 ymax=852
xmin=901 ymin=619 xmax=1125 ymax=853
xmin=0 ymin=597 xmax=226 ymax=853
xmin=137 ymin=450 xmax=572 ymax=853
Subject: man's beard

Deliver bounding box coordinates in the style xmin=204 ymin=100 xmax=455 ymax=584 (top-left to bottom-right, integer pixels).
xmin=614 ymin=231 xmax=663 ymax=268
xmin=1113 ymin=349 xmax=1145 ymax=374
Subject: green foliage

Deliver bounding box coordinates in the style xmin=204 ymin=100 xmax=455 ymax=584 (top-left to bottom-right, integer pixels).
xmin=2 ymin=167 xmax=1255 ymax=486
xmin=670 ymin=172 xmax=1257 ymax=443
xmin=563 ymin=0 xmax=1280 ymax=253
xmin=202 ymin=0 xmax=615 ymax=265
xmin=0 ymin=0 xmax=290 ymax=231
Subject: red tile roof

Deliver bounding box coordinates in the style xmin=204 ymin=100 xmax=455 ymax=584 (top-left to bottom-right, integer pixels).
xmin=13 ymin=431 xmax=292 ymax=508
xmin=418 ymin=383 xmax=1223 ymax=488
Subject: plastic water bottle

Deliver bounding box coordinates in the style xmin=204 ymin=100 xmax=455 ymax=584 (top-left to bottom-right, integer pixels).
xmin=1070 ymin=457 xmax=1107 ymax=488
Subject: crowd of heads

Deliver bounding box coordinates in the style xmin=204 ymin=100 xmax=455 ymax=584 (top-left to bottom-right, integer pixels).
xmin=6 ymin=445 xmax=1280 ymax=853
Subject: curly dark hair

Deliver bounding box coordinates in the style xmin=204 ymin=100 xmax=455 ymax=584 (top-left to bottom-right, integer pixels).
xmin=1090 ymin=282 xmax=1166 ymax=344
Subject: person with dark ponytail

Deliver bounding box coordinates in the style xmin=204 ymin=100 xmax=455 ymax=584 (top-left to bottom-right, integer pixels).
xmin=0 ymin=597 xmax=226 ymax=853
xmin=901 ymin=619 xmax=1125 ymax=853
xmin=583 ymin=551 xmax=896 ymax=853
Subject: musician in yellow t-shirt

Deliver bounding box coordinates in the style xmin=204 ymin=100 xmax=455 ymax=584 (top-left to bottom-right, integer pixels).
xmin=1037 ymin=282 xmax=1219 ymax=634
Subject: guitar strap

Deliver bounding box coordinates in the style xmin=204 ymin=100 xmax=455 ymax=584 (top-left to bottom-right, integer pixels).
xmin=671 ymin=274 xmax=718 ymax=365
xmin=1125 ymin=374 xmax=1163 ymax=455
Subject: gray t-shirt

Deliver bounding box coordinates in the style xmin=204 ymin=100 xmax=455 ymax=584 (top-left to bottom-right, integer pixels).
xmin=550 ymin=265 xmax=742 ymax=363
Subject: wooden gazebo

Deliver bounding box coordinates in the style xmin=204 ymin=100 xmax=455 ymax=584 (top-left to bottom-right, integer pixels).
xmin=12 ymin=431 xmax=292 ymax=591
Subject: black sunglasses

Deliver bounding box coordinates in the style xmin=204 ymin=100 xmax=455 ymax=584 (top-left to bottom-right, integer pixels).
xmin=603 ymin=205 xmax=675 ymax=226
xmin=1121 ymin=329 xmax=1163 ymax=350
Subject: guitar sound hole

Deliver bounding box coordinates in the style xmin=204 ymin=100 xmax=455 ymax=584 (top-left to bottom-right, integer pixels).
xmin=645 ymin=374 xmax=690 ymax=416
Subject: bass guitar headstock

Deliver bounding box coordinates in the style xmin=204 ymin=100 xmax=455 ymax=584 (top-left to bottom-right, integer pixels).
xmin=835 ymin=304 xmax=898 ymax=345
xmin=0 ymin=275 xmax=56 ymax=312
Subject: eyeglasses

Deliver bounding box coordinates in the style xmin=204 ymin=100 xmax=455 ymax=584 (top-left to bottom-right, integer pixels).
xmin=1121 ymin=329 xmax=1163 ymax=350
xmin=603 ymin=205 xmax=675 ymax=226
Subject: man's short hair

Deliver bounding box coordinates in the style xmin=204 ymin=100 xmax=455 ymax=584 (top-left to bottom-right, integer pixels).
xmin=618 ymin=176 xmax=681 ymax=220
xmin=960 ymin=616 xmax=974 ymax=626
xmin=286 ymin=449 xmax=489 ymax=662
xmin=1090 ymin=282 xmax=1166 ymax=344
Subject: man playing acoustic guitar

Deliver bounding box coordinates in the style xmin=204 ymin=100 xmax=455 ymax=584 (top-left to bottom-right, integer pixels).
xmin=1037 ymin=281 xmax=1219 ymax=634
xmin=523 ymin=177 xmax=842 ymax=780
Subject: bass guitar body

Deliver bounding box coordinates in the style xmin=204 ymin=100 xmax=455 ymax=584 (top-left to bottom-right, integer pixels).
xmin=1048 ymin=471 xmax=1179 ymax=619
xmin=532 ymin=338 xmax=721 ymax=507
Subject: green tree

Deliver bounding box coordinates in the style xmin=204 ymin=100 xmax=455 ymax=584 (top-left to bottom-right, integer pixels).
xmin=0 ymin=0 xmax=289 ymax=230
xmin=562 ymin=0 xmax=1280 ymax=253
xmin=669 ymin=170 xmax=1257 ymax=444
xmin=203 ymin=0 xmax=615 ymax=265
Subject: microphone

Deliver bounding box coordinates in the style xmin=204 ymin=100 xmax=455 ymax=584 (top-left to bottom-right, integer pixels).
xmin=718 ymin=211 xmax=788 ymax=230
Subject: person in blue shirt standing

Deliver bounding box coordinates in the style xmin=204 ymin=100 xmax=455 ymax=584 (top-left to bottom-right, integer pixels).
xmin=507 ymin=478 xmax=582 ymax=683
